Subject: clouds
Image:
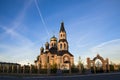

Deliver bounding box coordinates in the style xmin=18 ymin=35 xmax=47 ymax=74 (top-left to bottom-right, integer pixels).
xmin=74 ymin=39 xmax=120 ymax=65
xmin=0 ymin=23 xmax=39 ymax=65
xmin=0 ymin=0 xmax=38 ymax=65
xmin=0 ymin=43 xmax=39 ymax=65
xmin=75 ymin=39 xmax=120 ymax=65
xmin=0 ymin=24 xmax=39 ymax=65
xmin=91 ymin=39 xmax=120 ymax=53
xmin=90 ymin=39 xmax=120 ymax=64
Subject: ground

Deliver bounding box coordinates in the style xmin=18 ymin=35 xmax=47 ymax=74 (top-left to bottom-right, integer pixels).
xmin=0 ymin=72 xmax=120 ymax=80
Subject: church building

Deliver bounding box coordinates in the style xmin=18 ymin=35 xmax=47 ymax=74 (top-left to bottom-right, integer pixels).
xmin=35 ymin=22 xmax=74 ymax=70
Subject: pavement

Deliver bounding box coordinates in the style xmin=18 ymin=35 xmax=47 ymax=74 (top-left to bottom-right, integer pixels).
xmin=0 ymin=72 xmax=120 ymax=80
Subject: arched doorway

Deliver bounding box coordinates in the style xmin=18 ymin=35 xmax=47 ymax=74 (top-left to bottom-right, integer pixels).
xmin=95 ymin=59 xmax=103 ymax=73
xmin=63 ymin=56 xmax=70 ymax=70
xmin=87 ymin=54 xmax=110 ymax=73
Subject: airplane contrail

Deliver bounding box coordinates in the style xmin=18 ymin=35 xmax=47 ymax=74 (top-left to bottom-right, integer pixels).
xmin=34 ymin=0 xmax=49 ymax=37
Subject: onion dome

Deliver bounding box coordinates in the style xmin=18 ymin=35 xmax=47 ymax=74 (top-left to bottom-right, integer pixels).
xmin=50 ymin=35 xmax=57 ymax=41
xmin=45 ymin=42 xmax=49 ymax=50
xmin=45 ymin=42 xmax=49 ymax=46
xmin=40 ymin=47 xmax=44 ymax=52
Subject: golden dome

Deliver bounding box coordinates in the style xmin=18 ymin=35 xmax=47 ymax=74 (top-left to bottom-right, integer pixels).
xmin=50 ymin=36 xmax=57 ymax=41
xmin=40 ymin=47 xmax=44 ymax=50
xmin=45 ymin=42 xmax=49 ymax=46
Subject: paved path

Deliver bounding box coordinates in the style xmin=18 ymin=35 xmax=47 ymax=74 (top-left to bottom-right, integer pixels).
xmin=0 ymin=72 xmax=120 ymax=80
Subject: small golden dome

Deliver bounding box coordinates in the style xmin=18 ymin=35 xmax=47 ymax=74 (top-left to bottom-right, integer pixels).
xmin=40 ymin=47 xmax=44 ymax=50
xmin=50 ymin=36 xmax=57 ymax=41
xmin=45 ymin=42 xmax=49 ymax=46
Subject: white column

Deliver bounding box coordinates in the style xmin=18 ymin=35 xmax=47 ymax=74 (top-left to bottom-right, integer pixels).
xmin=3 ymin=64 xmax=5 ymax=73
xmin=7 ymin=65 xmax=9 ymax=73
xmin=17 ymin=65 xmax=19 ymax=73
xmin=12 ymin=65 xmax=14 ymax=73
xmin=23 ymin=65 xmax=25 ymax=74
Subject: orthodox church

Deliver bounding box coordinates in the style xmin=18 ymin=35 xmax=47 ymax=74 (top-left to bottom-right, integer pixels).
xmin=35 ymin=22 xmax=74 ymax=70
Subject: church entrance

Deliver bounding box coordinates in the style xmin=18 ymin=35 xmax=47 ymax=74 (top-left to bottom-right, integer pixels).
xmin=63 ymin=56 xmax=70 ymax=70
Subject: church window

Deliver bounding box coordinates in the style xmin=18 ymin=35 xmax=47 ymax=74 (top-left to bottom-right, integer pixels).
xmin=52 ymin=43 xmax=53 ymax=47
xmin=61 ymin=34 xmax=62 ymax=37
xmin=64 ymin=56 xmax=69 ymax=61
xmin=64 ymin=43 xmax=66 ymax=49
xmin=60 ymin=44 xmax=62 ymax=49
xmin=39 ymin=58 xmax=41 ymax=63
xmin=47 ymin=56 xmax=49 ymax=63
xmin=64 ymin=56 xmax=69 ymax=63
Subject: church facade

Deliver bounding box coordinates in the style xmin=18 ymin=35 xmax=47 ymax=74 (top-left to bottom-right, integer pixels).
xmin=35 ymin=22 xmax=74 ymax=70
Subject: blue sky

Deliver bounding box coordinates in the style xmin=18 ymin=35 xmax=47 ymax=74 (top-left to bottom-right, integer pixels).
xmin=0 ymin=0 xmax=120 ymax=65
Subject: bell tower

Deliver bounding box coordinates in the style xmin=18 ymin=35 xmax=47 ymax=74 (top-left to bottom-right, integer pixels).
xmin=59 ymin=22 xmax=66 ymax=40
xmin=58 ymin=22 xmax=68 ymax=51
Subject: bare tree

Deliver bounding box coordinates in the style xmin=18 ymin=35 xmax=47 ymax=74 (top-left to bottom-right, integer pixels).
xmin=78 ymin=56 xmax=84 ymax=74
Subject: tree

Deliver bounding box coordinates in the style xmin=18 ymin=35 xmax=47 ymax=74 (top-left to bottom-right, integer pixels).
xmin=78 ymin=56 xmax=84 ymax=74
xmin=51 ymin=63 xmax=57 ymax=73
xmin=71 ymin=64 xmax=79 ymax=73
xmin=110 ymin=61 xmax=114 ymax=72
xmin=118 ymin=64 xmax=120 ymax=71
xmin=110 ymin=64 xmax=114 ymax=71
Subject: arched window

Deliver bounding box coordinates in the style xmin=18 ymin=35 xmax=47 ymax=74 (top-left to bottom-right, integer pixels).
xmin=63 ymin=56 xmax=69 ymax=63
xmin=63 ymin=34 xmax=65 ymax=37
xmin=61 ymin=34 xmax=62 ymax=37
xmin=47 ymin=56 xmax=49 ymax=63
xmin=52 ymin=43 xmax=53 ymax=47
xmin=64 ymin=43 xmax=66 ymax=49
xmin=60 ymin=44 xmax=62 ymax=49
